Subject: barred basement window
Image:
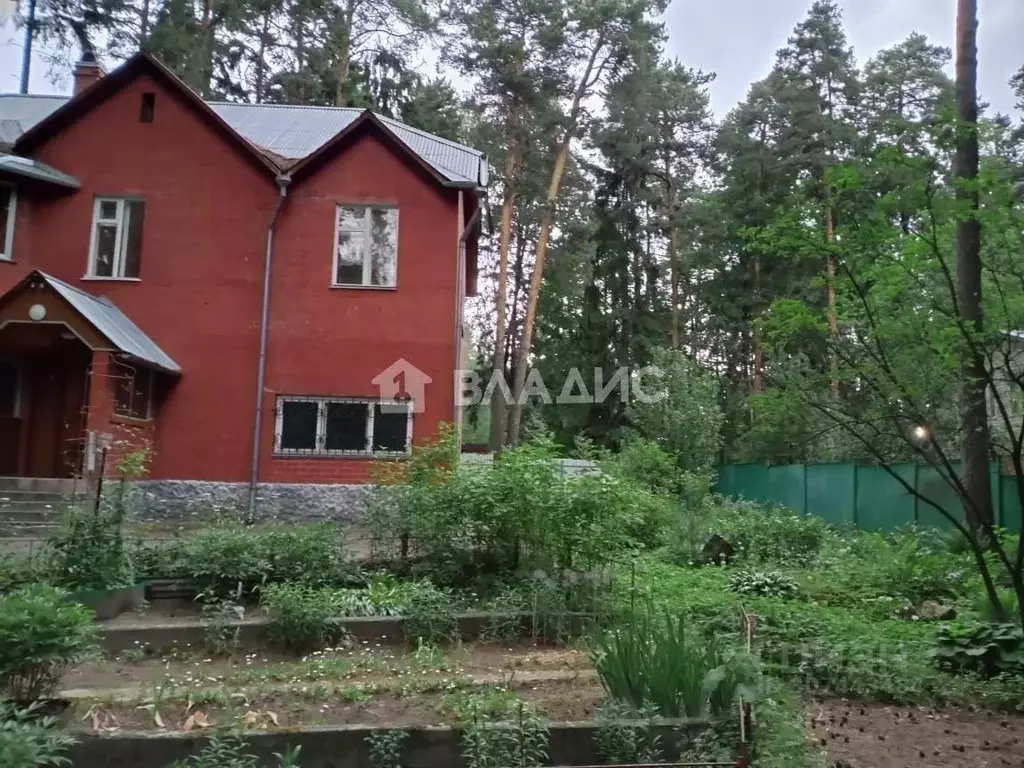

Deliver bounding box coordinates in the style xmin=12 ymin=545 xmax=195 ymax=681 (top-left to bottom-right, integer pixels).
xmin=274 ymin=396 xmax=412 ymax=456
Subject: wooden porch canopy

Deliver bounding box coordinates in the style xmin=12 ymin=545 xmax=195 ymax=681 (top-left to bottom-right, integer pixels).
xmin=0 ymin=270 xmax=180 ymax=374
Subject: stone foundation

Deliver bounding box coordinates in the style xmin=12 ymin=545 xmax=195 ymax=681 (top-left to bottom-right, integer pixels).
xmin=130 ymin=480 xmax=370 ymax=523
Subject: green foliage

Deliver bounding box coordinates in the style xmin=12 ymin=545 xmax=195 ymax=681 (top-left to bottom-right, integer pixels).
xmin=728 ymin=570 xmax=798 ymax=598
xmin=402 ymin=581 xmax=460 ymax=645
xmin=368 ymin=433 xmax=667 ymax=582
xmin=710 ymin=501 xmax=828 ymax=566
xmin=0 ymin=701 xmax=76 ymax=768
xmin=628 ymin=347 xmax=724 ymax=474
xmin=200 ymin=594 xmax=245 ymax=657
xmin=460 ymin=700 xmax=548 ymax=768
xmin=134 ymin=524 xmax=355 ymax=600
xmin=751 ymin=679 xmax=823 ymax=768
xmin=365 ymin=729 xmax=408 ymax=768
xmin=260 ymin=584 xmax=348 ymax=652
xmin=930 ymin=621 xmax=1024 ymax=679
xmin=0 ymin=586 xmax=97 ymax=701
xmin=45 ymin=495 xmax=134 ymax=591
xmin=592 ymin=600 xmax=757 ymax=718
xmin=594 ymin=701 xmax=663 ymax=764
xmin=168 ymin=732 xmax=302 ymax=768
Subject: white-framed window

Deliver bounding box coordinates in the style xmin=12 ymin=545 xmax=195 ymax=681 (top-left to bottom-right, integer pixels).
xmin=333 ymin=204 xmax=398 ymax=287
xmin=0 ymin=184 xmax=16 ymax=261
xmin=274 ymin=396 xmax=412 ymax=456
xmin=88 ymin=197 xmax=145 ymax=278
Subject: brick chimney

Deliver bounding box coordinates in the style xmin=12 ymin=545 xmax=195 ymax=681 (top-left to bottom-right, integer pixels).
xmin=72 ymin=51 xmax=105 ymax=95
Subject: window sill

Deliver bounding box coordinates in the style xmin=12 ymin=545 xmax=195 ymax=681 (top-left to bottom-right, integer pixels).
xmin=0 ymin=257 xmax=15 ymax=264
xmin=272 ymin=451 xmax=409 ymax=460
xmin=329 ymin=284 xmax=398 ymax=291
xmin=82 ymin=276 xmax=142 ymax=282
xmin=112 ymin=414 xmax=153 ymax=427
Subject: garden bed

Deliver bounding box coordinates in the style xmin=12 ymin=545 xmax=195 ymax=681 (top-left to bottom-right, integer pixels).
xmin=806 ymin=697 xmax=1024 ymax=767
xmin=94 ymin=606 xmax=597 ymax=654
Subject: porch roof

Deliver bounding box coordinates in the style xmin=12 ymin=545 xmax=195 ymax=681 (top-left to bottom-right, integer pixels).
xmin=0 ymin=154 xmax=79 ymax=189
xmin=34 ymin=272 xmax=180 ymax=374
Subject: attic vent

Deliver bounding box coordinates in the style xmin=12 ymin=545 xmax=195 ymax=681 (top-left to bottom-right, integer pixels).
xmin=140 ymin=93 xmax=155 ymax=123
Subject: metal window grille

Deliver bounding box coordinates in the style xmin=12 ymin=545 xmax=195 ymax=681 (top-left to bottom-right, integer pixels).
xmin=273 ymin=395 xmax=413 ymax=457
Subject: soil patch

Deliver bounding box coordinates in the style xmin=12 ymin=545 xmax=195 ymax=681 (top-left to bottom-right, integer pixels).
xmin=63 ymin=642 xmax=590 ymax=697
xmin=807 ymin=697 xmax=1024 ymax=767
xmin=70 ymin=677 xmax=603 ymax=733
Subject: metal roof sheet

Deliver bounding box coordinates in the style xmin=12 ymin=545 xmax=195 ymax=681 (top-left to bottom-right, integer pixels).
xmin=0 ymin=154 xmax=79 ymax=188
xmin=0 ymin=94 xmax=486 ymax=186
xmin=40 ymin=272 xmax=181 ymax=373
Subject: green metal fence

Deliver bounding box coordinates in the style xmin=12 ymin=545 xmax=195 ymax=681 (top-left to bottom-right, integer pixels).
xmin=716 ymin=461 xmax=1023 ymax=532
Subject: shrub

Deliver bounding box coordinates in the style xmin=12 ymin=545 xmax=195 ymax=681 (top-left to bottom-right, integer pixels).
xmin=930 ymin=621 xmax=1024 ymax=678
xmin=169 ymin=732 xmax=303 ymax=768
xmin=403 ymin=581 xmax=460 ymax=645
xmin=0 ymin=700 xmax=76 ymax=768
xmin=712 ymin=501 xmax=828 ymax=566
xmin=0 ymin=586 xmax=97 ymax=700
xmin=367 ymin=431 xmax=667 ymax=583
xmin=135 ymin=524 xmax=356 ymax=600
xmin=260 ymin=583 xmax=347 ymax=652
xmin=728 ymin=570 xmax=798 ymax=598
xmin=45 ymin=499 xmax=134 ymax=591
xmin=592 ymin=601 xmax=757 ymax=718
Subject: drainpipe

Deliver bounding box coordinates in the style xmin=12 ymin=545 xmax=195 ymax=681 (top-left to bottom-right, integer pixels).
xmin=247 ymin=174 xmax=291 ymax=523
xmin=454 ymin=199 xmax=481 ymax=428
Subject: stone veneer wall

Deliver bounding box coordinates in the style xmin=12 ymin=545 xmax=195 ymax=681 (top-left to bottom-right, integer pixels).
xmin=129 ymin=481 xmax=370 ymax=522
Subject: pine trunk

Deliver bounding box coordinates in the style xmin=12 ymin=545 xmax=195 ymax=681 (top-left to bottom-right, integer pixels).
xmin=335 ymin=0 xmax=355 ymax=107
xmin=955 ymin=0 xmax=994 ymax=529
xmin=488 ymin=108 xmax=523 ymax=451
xmin=506 ymin=40 xmax=602 ymax=446
xmin=825 ymin=205 xmax=839 ymax=400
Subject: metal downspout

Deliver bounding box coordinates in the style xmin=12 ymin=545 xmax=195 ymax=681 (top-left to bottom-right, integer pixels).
xmin=455 ymin=201 xmax=481 ymax=427
xmin=247 ymin=175 xmax=291 ymax=523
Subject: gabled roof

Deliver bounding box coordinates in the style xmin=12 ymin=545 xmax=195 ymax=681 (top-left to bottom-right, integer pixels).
xmin=23 ymin=271 xmax=180 ymax=373
xmin=1 ymin=54 xmax=487 ymax=189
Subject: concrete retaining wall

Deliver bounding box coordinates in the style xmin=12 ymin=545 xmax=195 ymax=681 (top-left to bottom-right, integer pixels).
xmin=68 ymin=721 xmax=717 ymax=768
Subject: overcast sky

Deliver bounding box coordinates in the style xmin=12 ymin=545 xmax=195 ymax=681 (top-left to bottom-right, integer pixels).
xmin=0 ymin=0 xmax=1021 ymax=117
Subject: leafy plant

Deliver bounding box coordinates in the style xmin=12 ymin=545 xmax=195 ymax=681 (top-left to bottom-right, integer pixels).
xmin=403 ymin=581 xmax=459 ymax=644
xmin=200 ymin=591 xmax=245 ymax=657
xmin=0 ymin=700 xmax=76 ymax=768
xmin=594 ymin=701 xmax=663 ymax=764
xmin=44 ymin=494 xmax=134 ymax=591
xmin=366 ymin=729 xmax=408 ymax=768
xmin=728 ymin=570 xmax=798 ymax=598
xmin=0 ymin=586 xmax=97 ymax=700
xmin=592 ymin=600 xmax=757 ymax=718
xmin=930 ymin=621 xmax=1024 ymax=678
xmin=169 ymin=732 xmax=302 ymax=768
xmin=712 ymin=502 xmax=828 ymax=566
xmin=260 ymin=583 xmax=346 ymax=652
xmin=461 ymin=700 xmax=548 ymax=768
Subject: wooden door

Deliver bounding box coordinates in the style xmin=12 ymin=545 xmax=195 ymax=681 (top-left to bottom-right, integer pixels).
xmin=26 ymin=349 xmax=88 ymax=478
xmin=0 ymin=359 xmax=19 ymax=475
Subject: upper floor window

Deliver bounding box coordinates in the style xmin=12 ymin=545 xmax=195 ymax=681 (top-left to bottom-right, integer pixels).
xmin=333 ymin=204 xmax=398 ymax=288
xmin=0 ymin=185 xmax=16 ymax=261
xmin=88 ymin=197 xmax=145 ymax=279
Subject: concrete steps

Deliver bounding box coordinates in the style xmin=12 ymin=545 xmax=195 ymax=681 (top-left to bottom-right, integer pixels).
xmin=0 ymin=478 xmax=86 ymax=533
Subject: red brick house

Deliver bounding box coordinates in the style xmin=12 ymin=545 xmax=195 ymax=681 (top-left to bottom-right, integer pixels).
xmin=0 ymin=53 xmax=485 ymax=519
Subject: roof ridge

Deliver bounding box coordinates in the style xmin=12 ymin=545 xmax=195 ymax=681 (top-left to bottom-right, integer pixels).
xmin=208 ymin=101 xmax=363 ymax=114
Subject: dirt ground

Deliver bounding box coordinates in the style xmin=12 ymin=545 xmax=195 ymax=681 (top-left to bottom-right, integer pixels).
xmin=64 ymin=641 xmax=590 ymax=693
xmin=807 ymin=698 xmax=1024 ymax=767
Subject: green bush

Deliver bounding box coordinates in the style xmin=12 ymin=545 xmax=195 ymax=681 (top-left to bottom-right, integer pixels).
xmin=367 ymin=432 xmax=668 ymax=583
xmin=45 ymin=500 xmax=134 ymax=590
xmin=930 ymin=621 xmax=1024 ymax=678
xmin=711 ymin=501 xmax=828 ymax=566
xmin=728 ymin=570 xmax=798 ymax=598
xmin=134 ymin=523 xmax=357 ymax=599
xmin=169 ymin=732 xmax=303 ymax=768
xmin=592 ymin=601 xmax=757 ymax=718
xmin=0 ymin=586 xmax=97 ymax=700
xmin=0 ymin=700 xmax=77 ymax=768
xmin=260 ymin=583 xmax=348 ymax=652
